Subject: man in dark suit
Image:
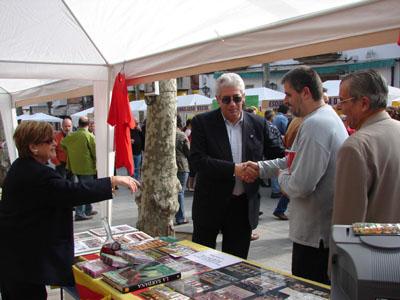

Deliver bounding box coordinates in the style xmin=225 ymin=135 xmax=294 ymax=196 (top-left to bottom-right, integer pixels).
xmin=189 ymin=73 xmax=284 ymax=259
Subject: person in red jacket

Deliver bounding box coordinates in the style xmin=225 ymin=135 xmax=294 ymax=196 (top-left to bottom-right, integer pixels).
xmin=51 ymin=116 xmax=73 ymax=179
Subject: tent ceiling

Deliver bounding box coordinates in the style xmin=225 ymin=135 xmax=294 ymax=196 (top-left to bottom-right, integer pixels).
xmin=0 ymin=0 xmax=363 ymax=67
xmin=0 ymin=79 xmax=60 ymax=94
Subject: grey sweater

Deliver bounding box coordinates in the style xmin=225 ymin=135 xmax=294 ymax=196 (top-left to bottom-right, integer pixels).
xmin=259 ymin=105 xmax=348 ymax=248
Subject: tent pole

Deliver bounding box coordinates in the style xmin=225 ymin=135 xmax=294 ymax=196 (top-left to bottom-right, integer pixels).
xmin=0 ymin=93 xmax=18 ymax=163
xmin=93 ymin=77 xmax=114 ymax=224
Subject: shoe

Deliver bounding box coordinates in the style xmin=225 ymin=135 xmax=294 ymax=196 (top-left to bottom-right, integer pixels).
xmin=87 ymin=211 xmax=98 ymax=216
xmin=175 ymin=220 xmax=189 ymax=225
xmin=258 ymin=211 xmax=264 ymax=216
xmin=251 ymin=233 xmax=259 ymax=241
xmin=260 ymin=181 xmax=268 ymax=187
xmin=75 ymin=215 xmax=93 ymax=221
xmin=270 ymin=192 xmax=282 ymax=199
xmin=273 ymin=212 xmax=289 ymax=220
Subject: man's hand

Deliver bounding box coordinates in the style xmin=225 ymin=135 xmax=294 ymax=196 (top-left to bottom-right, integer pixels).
xmin=235 ymin=161 xmax=259 ymax=183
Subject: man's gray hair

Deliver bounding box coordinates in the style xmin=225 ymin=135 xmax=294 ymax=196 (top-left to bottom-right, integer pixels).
xmin=215 ymin=73 xmax=245 ymax=96
xmin=342 ymin=69 xmax=388 ymax=109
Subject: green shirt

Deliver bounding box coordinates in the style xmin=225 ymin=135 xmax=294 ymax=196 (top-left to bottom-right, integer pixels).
xmin=61 ymin=128 xmax=96 ymax=175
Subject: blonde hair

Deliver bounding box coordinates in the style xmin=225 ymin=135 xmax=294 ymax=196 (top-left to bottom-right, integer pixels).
xmin=14 ymin=121 xmax=54 ymax=158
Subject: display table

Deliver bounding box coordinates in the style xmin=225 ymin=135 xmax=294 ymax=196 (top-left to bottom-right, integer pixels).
xmin=72 ymin=240 xmax=330 ymax=299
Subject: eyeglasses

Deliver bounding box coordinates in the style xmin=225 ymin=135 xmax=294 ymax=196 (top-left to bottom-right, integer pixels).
xmin=339 ymin=97 xmax=354 ymax=104
xmin=220 ymin=94 xmax=243 ymax=105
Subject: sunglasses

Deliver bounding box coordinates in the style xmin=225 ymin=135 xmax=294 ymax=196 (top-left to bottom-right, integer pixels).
xmin=221 ymin=94 xmax=243 ymax=105
xmin=40 ymin=138 xmax=54 ymax=145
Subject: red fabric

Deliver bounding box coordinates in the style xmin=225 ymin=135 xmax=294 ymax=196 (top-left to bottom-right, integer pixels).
xmin=81 ymin=253 xmax=100 ymax=260
xmin=107 ymin=72 xmax=136 ymax=175
xmin=75 ymin=283 xmax=105 ymax=300
xmin=50 ymin=131 xmax=67 ymax=165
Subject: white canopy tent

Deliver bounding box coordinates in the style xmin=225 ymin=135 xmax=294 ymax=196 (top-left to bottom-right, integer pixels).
xmin=129 ymin=100 xmax=147 ymax=112
xmin=0 ymin=0 xmax=399 ymax=220
xmin=16 ymin=112 xmax=62 ymax=123
xmin=245 ymin=87 xmax=285 ymax=101
xmin=177 ymin=94 xmax=213 ymax=107
xmin=323 ymin=80 xmax=400 ymax=106
xmin=70 ymin=107 xmax=94 ymax=127
xmin=71 ymin=100 xmax=148 ymax=126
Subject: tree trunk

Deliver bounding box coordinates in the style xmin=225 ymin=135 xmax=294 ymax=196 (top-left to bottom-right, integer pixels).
xmin=135 ymin=79 xmax=180 ymax=236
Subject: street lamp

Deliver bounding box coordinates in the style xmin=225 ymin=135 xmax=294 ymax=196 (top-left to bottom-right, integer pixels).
xmin=201 ymin=84 xmax=210 ymax=97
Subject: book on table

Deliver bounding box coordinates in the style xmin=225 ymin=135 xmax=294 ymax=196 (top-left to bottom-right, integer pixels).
xmin=101 ymin=261 xmax=181 ymax=293
xmin=135 ymin=285 xmax=190 ymax=300
xmin=75 ymin=259 xmax=116 ymax=278
xmin=74 ymin=235 xmax=105 ymax=256
xmin=89 ymin=224 xmax=138 ymax=237
xmin=156 ymin=243 xmax=197 ymax=258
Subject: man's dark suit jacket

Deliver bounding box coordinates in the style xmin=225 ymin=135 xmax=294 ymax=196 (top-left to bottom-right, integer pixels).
xmin=190 ymin=109 xmax=285 ymax=230
xmin=0 ymin=157 xmax=112 ymax=286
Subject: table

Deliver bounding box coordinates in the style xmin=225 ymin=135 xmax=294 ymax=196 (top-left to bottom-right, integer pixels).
xmin=72 ymin=240 xmax=330 ymax=299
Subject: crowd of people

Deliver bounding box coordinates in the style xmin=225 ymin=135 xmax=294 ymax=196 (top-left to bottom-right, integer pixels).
xmin=0 ymin=66 xmax=399 ymax=299
xmin=188 ymin=67 xmax=400 ymax=286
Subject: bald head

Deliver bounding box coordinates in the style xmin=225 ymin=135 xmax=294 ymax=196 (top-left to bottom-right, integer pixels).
xmin=78 ymin=116 xmax=89 ymax=128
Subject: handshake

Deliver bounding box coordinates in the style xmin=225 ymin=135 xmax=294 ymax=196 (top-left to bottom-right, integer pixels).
xmin=235 ymin=161 xmax=260 ymax=183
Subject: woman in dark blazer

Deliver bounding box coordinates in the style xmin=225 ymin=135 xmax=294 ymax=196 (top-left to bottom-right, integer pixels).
xmin=0 ymin=121 xmax=139 ymax=300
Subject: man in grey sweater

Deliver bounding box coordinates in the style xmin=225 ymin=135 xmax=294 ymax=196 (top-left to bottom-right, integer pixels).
xmin=243 ymin=67 xmax=348 ymax=284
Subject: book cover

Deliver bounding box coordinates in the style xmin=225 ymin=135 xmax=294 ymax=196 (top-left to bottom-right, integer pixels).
xmin=100 ymin=253 xmax=131 ymax=268
xmin=74 ymin=231 xmax=96 ymax=240
xmin=127 ymin=239 xmax=168 ymax=251
xmin=281 ymin=279 xmax=329 ymax=299
xmin=116 ymin=249 xmax=155 ymax=265
xmin=80 ymin=237 xmax=105 ymax=249
xmin=114 ymin=234 xmax=135 ymax=245
xmin=144 ymin=248 xmax=169 ymax=260
xmin=90 ymin=224 xmax=137 ymax=237
xmin=124 ymin=231 xmax=154 ymax=243
xmin=157 ymin=243 xmax=197 ymax=258
xmin=136 ymin=285 xmax=190 ymax=300
xmin=90 ymin=227 xmax=118 ymax=237
xmin=74 ymin=236 xmax=105 ymax=256
xmin=199 ymin=270 xmax=238 ymax=288
xmin=75 ymin=259 xmax=116 ymax=278
xmin=101 ymin=261 xmax=181 ymax=293
xmin=74 ymin=241 xmax=90 ymax=256
xmin=158 ymin=257 xmax=211 ymax=278
xmin=185 ymin=249 xmax=241 ymax=269
xmin=166 ymin=277 xmax=215 ymax=298
xmin=236 ymin=269 xmax=330 ymax=299
xmin=218 ymin=262 xmax=265 ymax=280
xmin=235 ymin=273 xmax=286 ymax=296
xmin=113 ymin=224 xmax=138 ymax=234
xmin=193 ymin=284 xmax=255 ymax=300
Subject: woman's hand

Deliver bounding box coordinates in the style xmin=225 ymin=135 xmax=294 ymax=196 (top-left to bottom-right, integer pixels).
xmin=111 ymin=176 xmax=140 ymax=193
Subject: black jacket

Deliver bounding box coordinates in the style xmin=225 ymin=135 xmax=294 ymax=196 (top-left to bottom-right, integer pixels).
xmin=130 ymin=128 xmax=144 ymax=155
xmin=0 ymin=157 xmax=112 ymax=286
xmin=189 ymin=109 xmax=285 ymax=230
